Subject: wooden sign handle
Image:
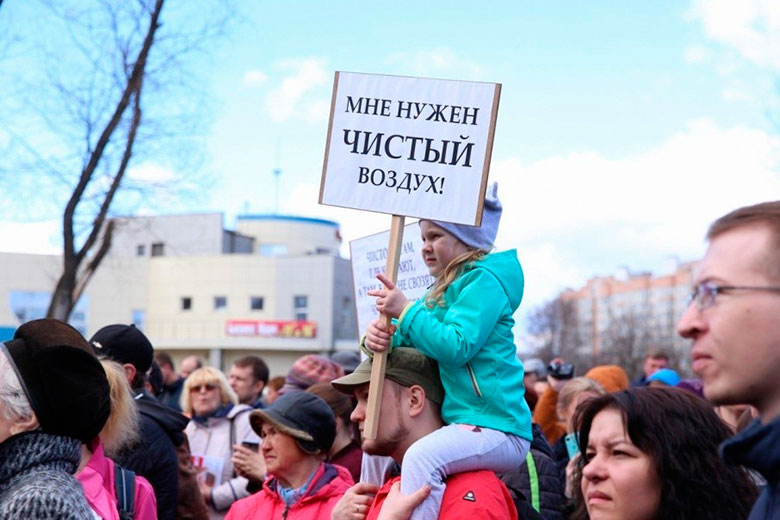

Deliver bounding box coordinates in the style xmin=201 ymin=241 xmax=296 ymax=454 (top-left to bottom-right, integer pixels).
xmin=363 ymin=214 xmax=405 ymax=440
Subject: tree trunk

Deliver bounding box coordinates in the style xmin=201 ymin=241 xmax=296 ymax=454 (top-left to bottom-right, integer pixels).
xmin=45 ymin=0 xmax=163 ymax=321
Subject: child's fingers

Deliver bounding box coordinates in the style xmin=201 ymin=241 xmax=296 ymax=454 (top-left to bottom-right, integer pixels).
xmin=367 ymin=339 xmax=389 ymax=353
xmin=376 ymin=273 xmax=396 ymax=290
xmin=366 ymin=289 xmax=386 ymax=298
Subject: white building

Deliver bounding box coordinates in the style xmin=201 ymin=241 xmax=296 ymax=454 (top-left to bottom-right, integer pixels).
xmin=0 ymin=213 xmax=358 ymax=376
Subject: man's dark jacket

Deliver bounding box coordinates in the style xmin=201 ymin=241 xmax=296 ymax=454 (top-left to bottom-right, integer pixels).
xmin=501 ymin=423 xmax=565 ymax=520
xmin=118 ymin=390 xmax=188 ymax=520
xmin=721 ymin=416 xmax=780 ymax=520
xmin=159 ymin=377 xmax=184 ymax=412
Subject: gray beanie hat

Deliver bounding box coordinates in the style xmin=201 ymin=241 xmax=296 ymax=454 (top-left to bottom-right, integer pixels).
xmin=427 ymin=182 xmax=502 ymax=250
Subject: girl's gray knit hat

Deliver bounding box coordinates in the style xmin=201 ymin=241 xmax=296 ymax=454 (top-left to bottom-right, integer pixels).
xmin=425 ymin=182 xmax=502 ymax=250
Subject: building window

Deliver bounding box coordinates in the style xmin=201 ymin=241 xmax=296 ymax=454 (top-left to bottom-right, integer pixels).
xmin=294 ymin=295 xmax=308 ymax=321
xmin=151 ymin=242 xmax=165 ymax=257
xmin=181 ymin=297 xmax=192 ymax=311
xmin=259 ymin=243 xmax=288 ymax=257
xmin=137 ymin=244 xmax=146 ymax=256
xmin=250 ymin=296 xmax=264 ymax=310
xmin=214 ymin=296 xmax=227 ymax=311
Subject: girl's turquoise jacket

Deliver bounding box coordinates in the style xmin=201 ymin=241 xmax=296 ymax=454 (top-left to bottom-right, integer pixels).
xmin=394 ymin=249 xmax=532 ymax=440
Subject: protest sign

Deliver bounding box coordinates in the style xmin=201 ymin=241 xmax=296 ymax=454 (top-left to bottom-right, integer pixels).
xmin=350 ymin=223 xmax=431 ymax=337
xmin=320 ymin=72 xmax=500 ymax=225
xmin=321 ymin=71 xmax=501 ymax=439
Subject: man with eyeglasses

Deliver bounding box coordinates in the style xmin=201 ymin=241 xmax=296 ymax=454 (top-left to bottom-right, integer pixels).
xmin=677 ymin=200 xmax=780 ymax=520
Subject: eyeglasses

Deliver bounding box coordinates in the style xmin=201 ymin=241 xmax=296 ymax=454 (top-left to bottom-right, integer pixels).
xmin=190 ymin=383 xmax=217 ymax=393
xmin=688 ymin=281 xmax=780 ymax=310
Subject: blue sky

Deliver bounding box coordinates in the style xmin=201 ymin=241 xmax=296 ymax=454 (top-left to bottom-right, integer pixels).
xmin=1 ymin=0 xmax=779 ymax=330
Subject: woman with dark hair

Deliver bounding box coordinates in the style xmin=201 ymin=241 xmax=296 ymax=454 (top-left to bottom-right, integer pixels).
xmin=570 ymin=386 xmax=757 ymax=520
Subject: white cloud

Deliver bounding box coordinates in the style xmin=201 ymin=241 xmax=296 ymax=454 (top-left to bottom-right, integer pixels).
xmin=684 ymin=44 xmax=711 ymax=64
xmin=127 ymin=163 xmax=177 ymax=183
xmin=490 ymin=119 xmax=780 ymax=308
xmin=688 ymin=0 xmax=780 ymax=68
xmin=303 ymin=99 xmax=331 ymax=124
xmin=0 ymin=221 xmax=61 ymax=254
xmin=264 ymin=58 xmax=329 ymax=123
xmin=243 ymin=69 xmax=268 ymax=87
xmin=0 ymin=128 xmax=10 ymax=148
xmin=722 ymin=85 xmax=752 ymax=101
xmin=384 ymin=47 xmax=486 ymax=80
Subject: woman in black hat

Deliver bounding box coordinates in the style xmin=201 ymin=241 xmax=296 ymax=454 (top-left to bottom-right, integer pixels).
xmin=0 ymin=318 xmax=111 ymax=519
xmin=225 ymin=391 xmax=354 ymax=520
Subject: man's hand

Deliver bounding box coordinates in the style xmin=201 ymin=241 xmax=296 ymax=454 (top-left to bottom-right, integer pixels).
xmin=376 ymin=481 xmax=430 ymax=520
xmin=232 ymin=444 xmax=266 ymax=483
xmin=332 ymin=482 xmax=380 ymax=520
xmin=368 ymin=274 xmax=410 ymax=319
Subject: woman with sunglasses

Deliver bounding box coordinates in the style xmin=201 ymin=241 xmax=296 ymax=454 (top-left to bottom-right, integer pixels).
xmin=182 ymin=367 xmax=260 ymax=519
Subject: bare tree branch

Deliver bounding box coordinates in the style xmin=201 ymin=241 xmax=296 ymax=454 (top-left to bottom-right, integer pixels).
xmin=47 ymin=0 xmax=163 ymax=320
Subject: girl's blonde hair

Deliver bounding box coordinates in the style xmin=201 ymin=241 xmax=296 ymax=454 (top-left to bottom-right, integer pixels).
xmin=99 ymin=358 xmax=140 ymax=457
xmin=425 ymin=248 xmax=487 ymax=308
xmin=180 ymin=366 xmax=237 ymax=416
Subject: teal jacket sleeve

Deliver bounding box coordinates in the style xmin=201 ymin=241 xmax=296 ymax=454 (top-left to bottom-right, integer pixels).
xmin=397 ymin=269 xmax=508 ymax=366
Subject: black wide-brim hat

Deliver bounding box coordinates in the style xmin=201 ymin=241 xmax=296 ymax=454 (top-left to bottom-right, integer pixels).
xmin=2 ymin=318 xmax=110 ymax=442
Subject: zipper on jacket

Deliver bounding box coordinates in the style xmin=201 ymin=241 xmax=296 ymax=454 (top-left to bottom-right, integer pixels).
xmin=466 ymin=363 xmax=482 ymax=398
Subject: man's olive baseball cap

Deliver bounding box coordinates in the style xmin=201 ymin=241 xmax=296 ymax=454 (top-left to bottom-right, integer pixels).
xmin=330 ymin=347 xmax=444 ymax=405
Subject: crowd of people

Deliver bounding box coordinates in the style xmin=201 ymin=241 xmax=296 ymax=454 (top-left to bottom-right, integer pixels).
xmin=0 ymin=196 xmax=778 ymax=520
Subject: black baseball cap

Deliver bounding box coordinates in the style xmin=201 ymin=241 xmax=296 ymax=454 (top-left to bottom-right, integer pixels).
xmin=90 ymin=324 xmax=154 ymax=373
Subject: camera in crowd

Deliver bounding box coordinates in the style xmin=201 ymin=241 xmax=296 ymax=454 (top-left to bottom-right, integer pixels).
xmin=547 ymin=360 xmax=575 ymax=380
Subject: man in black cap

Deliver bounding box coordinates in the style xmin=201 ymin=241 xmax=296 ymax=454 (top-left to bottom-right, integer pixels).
xmin=91 ymin=324 xmax=187 ymax=520
xmin=330 ymin=348 xmax=518 ymax=520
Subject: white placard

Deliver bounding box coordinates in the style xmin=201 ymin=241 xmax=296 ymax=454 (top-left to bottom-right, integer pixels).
xmin=321 ymin=72 xmax=500 ymax=225
xmin=350 ymin=223 xmax=433 ymax=337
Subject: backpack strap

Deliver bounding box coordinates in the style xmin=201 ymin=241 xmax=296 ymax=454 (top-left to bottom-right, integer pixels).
xmin=115 ymin=463 xmax=136 ymax=520
xmin=525 ymin=451 xmax=540 ymax=513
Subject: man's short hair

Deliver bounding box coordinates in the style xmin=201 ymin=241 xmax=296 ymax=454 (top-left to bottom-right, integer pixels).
xmin=646 ymin=348 xmax=669 ymax=360
xmin=182 ymin=356 xmax=203 ymax=370
xmin=155 ymin=351 xmax=174 ymax=370
xmin=233 ymin=355 xmax=269 ymax=386
xmin=707 ymin=201 xmax=780 ymax=281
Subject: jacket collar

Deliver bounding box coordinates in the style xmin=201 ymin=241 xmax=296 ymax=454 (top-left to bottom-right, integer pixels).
xmin=720 ymin=415 xmax=780 ymax=482
xmin=264 ymin=463 xmax=344 ymax=505
xmin=192 ymin=403 xmax=234 ymax=425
